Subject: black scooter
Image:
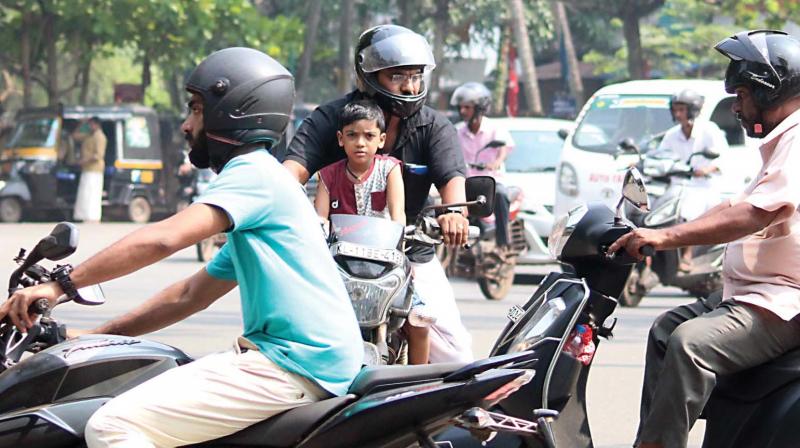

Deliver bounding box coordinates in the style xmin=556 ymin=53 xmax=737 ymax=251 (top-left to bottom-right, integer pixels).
xmin=437 ymin=168 xmax=800 ymax=447
xmin=0 ymin=203 xmax=559 ymax=446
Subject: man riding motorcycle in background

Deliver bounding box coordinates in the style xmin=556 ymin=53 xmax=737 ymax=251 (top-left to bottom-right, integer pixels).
xmin=283 ymin=24 xmax=474 ymax=363
xmin=609 ymin=30 xmax=800 ymax=448
xmin=651 ymin=88 xmax=729 ymax=271
xmin=1 ymin=47 xmax=363 ymax=447
xmin=450 ymin=82 xmax=516 ymax=253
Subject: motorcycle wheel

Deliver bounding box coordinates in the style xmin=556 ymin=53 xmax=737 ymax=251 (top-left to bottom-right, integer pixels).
xmin=478 ymin=255 xmax=516 ymax=301
xmin=436 ymin=244 xmax=457 ymax=277
xmin=197 ymin=237 xmax=219 ymax=262
xmin=620 ymin=265 xmax=648 ymax=307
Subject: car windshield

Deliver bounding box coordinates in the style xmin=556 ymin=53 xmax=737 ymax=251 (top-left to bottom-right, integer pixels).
xmin=505 ymin=129 xmax=564 ymax=172
xmin=6 ymin=118 xmax=58 ymax=149
xmin=572 ymin=94 xmax=673 ymax=154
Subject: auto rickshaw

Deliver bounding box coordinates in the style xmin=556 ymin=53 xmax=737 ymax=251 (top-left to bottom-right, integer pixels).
xmin=0 ymin=104 xmax=185 ymax=223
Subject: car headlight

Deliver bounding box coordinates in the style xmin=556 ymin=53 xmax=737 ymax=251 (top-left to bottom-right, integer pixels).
xmin=557 ymin=162 xmax=579 ymax=197
xmin=342 ymin=270 xmax=404 ymax=326
xmin=548 ymin=204 xmax=588 ymax=259
xmin=643 ymin=196 xmax=679 ymax=227
xmin=508 ymin=297 xmax=567 ymax=353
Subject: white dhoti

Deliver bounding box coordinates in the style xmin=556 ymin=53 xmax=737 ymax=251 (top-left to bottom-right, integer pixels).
xmin=410 ymin=257 xmax=474 ymax=363
xmin=74 ymin=171 xmax=103 ymax=222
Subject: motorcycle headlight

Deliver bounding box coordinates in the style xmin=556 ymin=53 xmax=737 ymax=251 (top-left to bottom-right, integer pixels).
xmin=342 ymin=270 xmax=405 ymax=326
xmin=508 ymin=297 xmax=567 ymax=353
xmin=557 ymin=162 xmax=579 ymax=197
xmin=643 ymin=196 xmax=679 ymax=227
xmin=548 ymin=204 xmax=588 ymax=259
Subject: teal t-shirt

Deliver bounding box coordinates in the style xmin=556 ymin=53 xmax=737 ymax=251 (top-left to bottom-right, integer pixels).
xmin=200 ymin=149 xmax=362 ymax=396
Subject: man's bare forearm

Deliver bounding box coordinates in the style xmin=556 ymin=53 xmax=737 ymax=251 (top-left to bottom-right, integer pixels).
xmin=70 ymin=204 xmax=229 ymax=289
xmin=661 ymin=201 xmax=775 ymax=249
xmin=90 ymin=270 xmax=236 ymax=337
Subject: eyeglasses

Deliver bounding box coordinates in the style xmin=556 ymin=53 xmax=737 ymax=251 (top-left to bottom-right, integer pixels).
xmin=389 ymin=73 xmax=424 ymax=85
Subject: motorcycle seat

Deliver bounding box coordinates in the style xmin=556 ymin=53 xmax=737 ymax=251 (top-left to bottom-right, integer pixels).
xmin=713 ymin=345 xmax=800 ymax=403
xmin=347 ymin=362 xmax=466 ymax=396
xmin=193 ymin=394 xmax=356 ymax=447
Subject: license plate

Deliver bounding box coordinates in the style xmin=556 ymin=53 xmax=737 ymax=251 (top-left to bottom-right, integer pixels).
xmin=332 ymin=242 xmax=404 ymax=265
xmin=507 ymin=305 xmax=525 ymax=323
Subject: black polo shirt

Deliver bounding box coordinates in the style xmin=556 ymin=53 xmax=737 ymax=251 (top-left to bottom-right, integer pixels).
xmin=284 ymin=91 xmax=466 ymax=222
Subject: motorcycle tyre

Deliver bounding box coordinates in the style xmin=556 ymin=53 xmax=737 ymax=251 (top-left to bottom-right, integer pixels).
xmin=478 ymin=256 xmax=516 ymax=301
xmin=197 ymin=237 xmax=219 ymax=262
xmin=620 ymin=266 xmax=647 ymax=308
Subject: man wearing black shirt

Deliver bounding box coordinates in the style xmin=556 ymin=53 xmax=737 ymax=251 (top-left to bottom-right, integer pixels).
xmin=283 ymin=24 xmax=473 ymax=363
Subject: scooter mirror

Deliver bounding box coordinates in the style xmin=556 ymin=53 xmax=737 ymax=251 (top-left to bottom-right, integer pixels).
xmin=621 ymin=168 xmax=650 ymax=212
xmin=557 ymin=128 xmax=569 ymax=140
xmin=73 ymin=284 xmax=106 ymax=306
xmin=699 ymin=149 xmax=720 ymax=160
xmin=484 ymin=140 xmax=506 ymax=149
xmin=618 ymin=138 xmax=639 ymax=154
xmin=466 ymin=176 xmax=496 ymax=218
xmin=35 ymin=222 xmax=79 ymax=262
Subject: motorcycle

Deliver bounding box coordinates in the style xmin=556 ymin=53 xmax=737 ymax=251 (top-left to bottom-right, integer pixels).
xmin=328 ymin=176 xmax=491 ymax=365
xmin=438 ymin=167 xmax=800 ymax=447
xmin=0 ymin=210 xmax=562 ymax=447
xmin=618 ymin=138 xmax=725 ymax=307
xmin=439 ymin=140 xmax=527 ymax=301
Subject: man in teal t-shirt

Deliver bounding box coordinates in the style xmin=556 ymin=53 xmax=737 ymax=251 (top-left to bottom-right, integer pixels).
xmin=3 ymin=48 xmax=362 ymax=447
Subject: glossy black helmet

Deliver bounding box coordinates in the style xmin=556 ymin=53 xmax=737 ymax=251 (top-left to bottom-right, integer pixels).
xmin=669 ymin=89 xmax=704 ymax=120
xmin=715 ymin=30 xmax=800 ymax=110
xmin=185 ymin=47 xmax=294 ymax=172
xmin=355 ymin=25 xmax=436 ymax=118
xmin=450 ymin=82 xmax=492 ymax=114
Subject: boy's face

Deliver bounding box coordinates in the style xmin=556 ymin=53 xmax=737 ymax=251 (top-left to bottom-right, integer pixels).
xmin=337 ymin=119 xmax=386 ymax=163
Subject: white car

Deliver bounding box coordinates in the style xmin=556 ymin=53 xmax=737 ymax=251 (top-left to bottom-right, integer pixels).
xmin=494 ymin=117 xmax=574 ymax=264
xmin=554 ymin=79 xmax=761 ymax=220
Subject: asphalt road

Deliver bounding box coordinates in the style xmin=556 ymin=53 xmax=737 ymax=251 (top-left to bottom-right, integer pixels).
xmin=0 ymin=222 xmax=705 ymax=447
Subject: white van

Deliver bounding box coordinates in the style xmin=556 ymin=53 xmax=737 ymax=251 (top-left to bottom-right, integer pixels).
xmin=553 ymin=79 xmax=760 ymax=218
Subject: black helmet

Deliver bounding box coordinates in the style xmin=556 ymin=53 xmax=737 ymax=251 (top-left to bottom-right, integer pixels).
xmin=354 ymin=25 xmax=436 ymax=118
xmin=715 ymin=30 xmax=800 ymax=110
xmin=669 ymin=89 xmax=704 ymax=121
xmin=185 ymin=47 xmax=294 ymax=172
xmin=450 ymin=82 xmax=492 ymax=114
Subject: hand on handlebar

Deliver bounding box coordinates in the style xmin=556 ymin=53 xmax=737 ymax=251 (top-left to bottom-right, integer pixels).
xmin=437 ymin=212 xmax=470 ymax=247
xmin=2 ymin=281 xmax=63 ymax=332
xmin=606 ymin=228 xmax=667 ymax=261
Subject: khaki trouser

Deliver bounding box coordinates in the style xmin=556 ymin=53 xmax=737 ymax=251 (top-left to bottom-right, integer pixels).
xmin=635 ymin=296 xmax=800 ymax=448
xmin=85 ymin=338 xmax=328 ymax=448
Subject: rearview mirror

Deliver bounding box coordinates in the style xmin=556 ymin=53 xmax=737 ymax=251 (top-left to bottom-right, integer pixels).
xmin=34 ymin=222 xmax=79 ymax=261
xmin=484 ymin=140 xmax=506 ymax=149
xmin=74 ymin=284 xmax=106 ymax=306
xmin=696 ymin=149 xmax=720 ymax=160
xmin=557 ymin=128 xmax=569 ymax=140
xmin=618 ymin=138 xmax=639 ymax=154
xmin=465 ymin=176 xmax=496 ymax=218
xmin=621 ymin=168 xmax=649 ymax=212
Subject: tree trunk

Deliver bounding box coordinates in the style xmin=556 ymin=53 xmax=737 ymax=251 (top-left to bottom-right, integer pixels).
xmin=337 ymin=0 xmax=355 ymax=94
xmin=21 ymin=11 xmax=31 ymax=107
xmin=79 ymin=56 xmax=92 ymax=104
xmin=167 ymin=68 xmax=183 ymax=112
xmin=509 ymin=0 xmax=542 ymax=115
xmin=555 ymin=2 xmax=584 ymax=108
xmin=141 ymin=53 xmax=151 ymax=102
xmin=622 ymin=11 xmax=645 ymax=79
xmin=431 ymin=0 xmax=449 ymax=109
xmin=44 ymin=12 xmax=58 ymax=106
xmin=295 ymin=0 xmax=323 ymax=103
xmin=397 ymin=0 xmax=413 ymax=27
xmin=492 ymin=23 xmax=511 ymax=115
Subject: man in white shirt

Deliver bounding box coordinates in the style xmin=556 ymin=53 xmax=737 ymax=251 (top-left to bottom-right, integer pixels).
xmin=655 ymin=89 xmax=729 ymax=270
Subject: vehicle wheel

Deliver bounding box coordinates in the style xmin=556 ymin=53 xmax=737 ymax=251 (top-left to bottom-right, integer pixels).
xmin=0 ymin=197 xmax=23 ymax=223
xmin=478 ymin=255 xmax=516 ymax=301
xmin=175 ymin=199 xmax=190 ymax=213
xmin=436 ymin=244 xmax=455 ymax=276
xmin=197 ymin=237 xmax=219 ymax=262
xmin=128 ymin=196 xmax=152 ymax=223
xmin=620 ymin=267 xmax=647 ymax=307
